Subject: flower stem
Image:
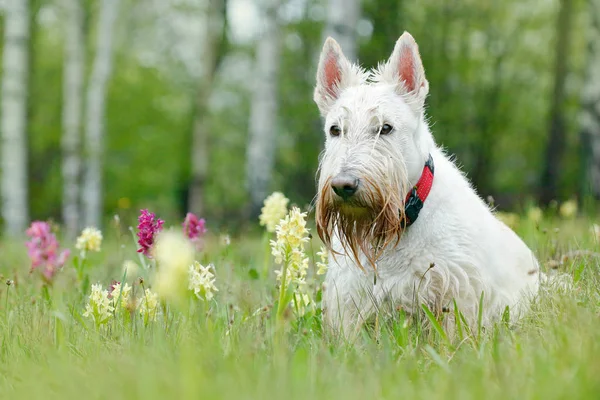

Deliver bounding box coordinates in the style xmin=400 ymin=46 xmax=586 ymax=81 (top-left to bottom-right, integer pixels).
xmin=275 ymin=252 xmax=291 ymax=325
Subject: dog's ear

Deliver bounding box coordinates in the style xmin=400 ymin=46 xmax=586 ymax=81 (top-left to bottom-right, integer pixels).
xmin=383 ymin=32 xmax=429 ymax=111
xmin=314 ymin=37 xmax=356 ymax=116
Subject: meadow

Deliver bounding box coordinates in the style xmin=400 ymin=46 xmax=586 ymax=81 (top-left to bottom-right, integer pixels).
xmin=0 ymin=196 xmax=599 ymax=400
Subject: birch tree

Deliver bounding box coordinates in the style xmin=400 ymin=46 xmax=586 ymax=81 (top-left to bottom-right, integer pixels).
xmin=1 ymin=0 xmax=30 ymax=236
xmin=581 ymin=0 xmax=600 ymax=198
xmin=245 ymin=0 xmax=282 ymax=216
xmin=188 ymin=0 xmax=227 ymax=217
xmin=82 ymin=0 xmax=120 ymax=228
xmin=539 ymin=0 xmax=574 ymax=204
xmin=323 ymin=0 xmax=360 ymax=61
xmin=62 ymin=0 xmax=86 ymax=238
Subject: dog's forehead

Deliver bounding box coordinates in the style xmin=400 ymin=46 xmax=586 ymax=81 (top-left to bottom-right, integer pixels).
xmin=326 ymin=84 xmax=410 ymax=123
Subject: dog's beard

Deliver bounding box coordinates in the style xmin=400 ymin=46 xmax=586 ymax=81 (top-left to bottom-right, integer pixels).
xmin=316 ymin=175 xmax=406 ymax=271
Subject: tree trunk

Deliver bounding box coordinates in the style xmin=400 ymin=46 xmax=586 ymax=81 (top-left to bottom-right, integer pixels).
xmin=323 ymin=0 xmax=360 ymax=61
xmin=82 ymin=0 xmax=120 ymax=228
xmin=581 ymin=0 xmax=600 ymax=199
xmin=245 ymin=0 xmax=282 ymax=217
xmin=188 ymin=0 xmax=227 ymax=217
xmin=539 ymin=0 xmax=574 ymax=205
xmin=62 ymin=0 xmax=86 ymax=239
xmin=1 ymin=0 xmax=30 ymax=236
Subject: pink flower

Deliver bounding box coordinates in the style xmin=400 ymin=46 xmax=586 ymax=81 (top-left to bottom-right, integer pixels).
xmin=25 ymin=221 xmax=70 ymax=282
xmin=137 ymin=209 xmax=164 ymax=257
xmin=182 ymin=213 xmax=207 ymax=240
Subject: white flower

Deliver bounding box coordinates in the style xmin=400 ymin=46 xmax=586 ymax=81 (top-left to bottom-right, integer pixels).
xmin=83 ymin=283 xmax=114 ymax=325
xmin=188 ymin=261 xmax=218 ymax=301
xmin=292 ymin=292 xmax=314 ymax=317
xmin=559 ymin=200 xmax=577 ymax=219
xmin=271 ymin=207 xmax=310 ymax=287
xmin=591 ymin=224 xmax=600 ymax=243
xmin=75 ymin=227 xmax=103 ymax=253
xmin=138 ymin=288 xmax=159 ymax=322
xmin=122 ymin=260 xmax=140 ymax=278
xmin=316 ymin=246 xmax=328 ymax=275
xmin=110 ymin=282 xmax=132 ymax=310
xmin=259 ymin=192 xmax=289 ymax=233
xmin=153 ymin=231 xmax=195 ymax=302
xmin=527 ymin=207 xmax=543 ymax=223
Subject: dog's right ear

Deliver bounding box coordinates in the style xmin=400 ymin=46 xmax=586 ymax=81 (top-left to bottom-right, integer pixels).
xmin=314 ymin=37 xmax=355 ymax=116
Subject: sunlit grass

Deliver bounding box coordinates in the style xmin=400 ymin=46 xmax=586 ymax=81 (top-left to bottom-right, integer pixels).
xmin=0 ymin=212 xmax=599 ymax=399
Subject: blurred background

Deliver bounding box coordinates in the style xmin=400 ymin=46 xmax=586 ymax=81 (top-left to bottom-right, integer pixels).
xmin=0 ymin=0 xmax=597 ymax=238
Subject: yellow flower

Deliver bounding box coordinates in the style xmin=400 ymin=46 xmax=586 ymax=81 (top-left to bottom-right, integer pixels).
xmin=75 ymin=227 xmax=103 ymax=253
xmin=559 ymin=199 xmax=577 ymax=219
xmin=292 ymin=292 xmax=314 ymax=317
xmin=153 ymin=231 xmax=195 ymax=304
xmin=138 ymin=288 xmax=159 ymax=322
xmin=496 ymin=212 xmax=519 ymax=229
xmin=83 ymin=283 xmax=114 ymax=325
xmin=259 ymin=192 xmax=289 ymax=233
xmin=110 ymin=282 xmax=132 ymax=310
xmin=271 ymin=207 xmax=310 ymax=287
xmin=188 ymin=261 xmax=218 ymax=301
xmin=316 ymin=246 xmax=328 ymax=275
xmin=122 ymin=260 xmax=141 ymax=278
xmin=527 ymin=207 xmax=543 ymax=223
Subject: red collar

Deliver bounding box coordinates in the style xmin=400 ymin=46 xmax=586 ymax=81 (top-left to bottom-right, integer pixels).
xmin=402 ymin=154 xmax=434 ymax=227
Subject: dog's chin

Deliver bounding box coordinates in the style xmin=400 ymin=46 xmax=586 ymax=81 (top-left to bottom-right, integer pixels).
xmin=334 ymin=202 xmax=372 ymax=219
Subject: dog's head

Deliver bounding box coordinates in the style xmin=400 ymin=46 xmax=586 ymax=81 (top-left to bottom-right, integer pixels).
xmin=314 ymin=32 xmax=433 ymax=269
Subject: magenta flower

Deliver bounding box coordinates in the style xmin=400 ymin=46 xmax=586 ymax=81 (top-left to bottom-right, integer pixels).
xmin=182 ymin=213 xmax=207 ymax=240
xmin=137 ymin=209 xmax=164 ymax=257
xmin=25 ymin=221 xmax=70 ymax=282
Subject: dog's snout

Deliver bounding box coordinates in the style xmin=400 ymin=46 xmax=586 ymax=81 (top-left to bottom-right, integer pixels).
xmin=331 ymin=175 xmax=359 ymax=199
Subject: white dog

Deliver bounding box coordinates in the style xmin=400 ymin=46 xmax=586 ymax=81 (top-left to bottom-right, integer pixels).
xmin=314 ymin=32 xmax=540 ymax=337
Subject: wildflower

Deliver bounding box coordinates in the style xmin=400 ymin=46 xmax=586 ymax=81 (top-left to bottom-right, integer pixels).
xmin=259 ymin=192 xmax=289 ymax=233
xmin=591 ymin=224 xmax=600 ymax=243
xmin=527 ymin=207 xmax=543 ymax=223
xmin=25 ymin=221 xmax=70 ymax=282
xmin=138 ymin=288 xmax=159 ymax=322
xmin=271 ymin=207 xmax=310 ymax=288
xmin=496 ymin=212 xmax=519 ymax=230
xmin=292 ymin=292 xmax=314 ymax=317
xmin=75 ymin=227 xmax=103 ymax=255
xmin=182 ymin=213 xmax=207 ymax=249
xmin=153 ymin=231 xmax=195 ymax=304
xmin=559 ymin=199 xmax=577 ymax=219
xmin=122 ymin=260 xmax=141 ymax=279
xmin=188 ymin=261 xmax=218 ymax=301
xmin=220 ymin=234 xmax=231 ymax=247
xmin=109 ymin=281 xmax=132 ymax=310
xmin=136 ymin=209 xmax=164 ymax=257
xmin=83 ymin=284 xmax=114 ymax=325
xmin=316 ymin=246 xmax=328 ymax=275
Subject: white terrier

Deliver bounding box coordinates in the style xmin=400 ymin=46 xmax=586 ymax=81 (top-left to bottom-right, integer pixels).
xmin=314 ymin=32 xmax=540 ymax=337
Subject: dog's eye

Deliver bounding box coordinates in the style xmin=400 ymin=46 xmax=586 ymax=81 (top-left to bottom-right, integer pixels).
xmin=329 ymin=125 xmax=342 ymax=137
xmin=380 ymin=124 xmax=393 ymax=135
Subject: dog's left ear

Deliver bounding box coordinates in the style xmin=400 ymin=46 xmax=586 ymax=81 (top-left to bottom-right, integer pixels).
xmin=383 ymin=32 xmax=429 ymax=111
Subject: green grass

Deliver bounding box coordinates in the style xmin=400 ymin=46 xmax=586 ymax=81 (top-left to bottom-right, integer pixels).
xmin=1 ymin=214 xmax=599 ymax=399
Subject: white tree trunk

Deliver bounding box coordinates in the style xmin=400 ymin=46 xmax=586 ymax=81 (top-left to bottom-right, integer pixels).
xmin=1 ymin=0 xmax=30 ymax=236
xmin=188 ymin=0 xmax=225 ymax=216
xmin=83 ymin=0 xmax=120 ymax=228
xmin=582 ymin=0 xmax=600 ymax=198
xmin=245 ymin=0 xmax=282 ymax=216
xmin=323 ymin=0 xmax=360 ymax=61
xmin=62 ymin=0 xmax=86 ymax=238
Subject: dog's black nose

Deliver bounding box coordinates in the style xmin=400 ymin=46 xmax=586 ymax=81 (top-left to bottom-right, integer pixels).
xmin=331 ymin=175 xmax=359 ymax=199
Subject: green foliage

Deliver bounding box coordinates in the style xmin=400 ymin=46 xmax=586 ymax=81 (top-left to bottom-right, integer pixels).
xmin=19 ymin=0 xmax=591 ymax=229
xmin=0 ymin=215 xmax=599 ymax=398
